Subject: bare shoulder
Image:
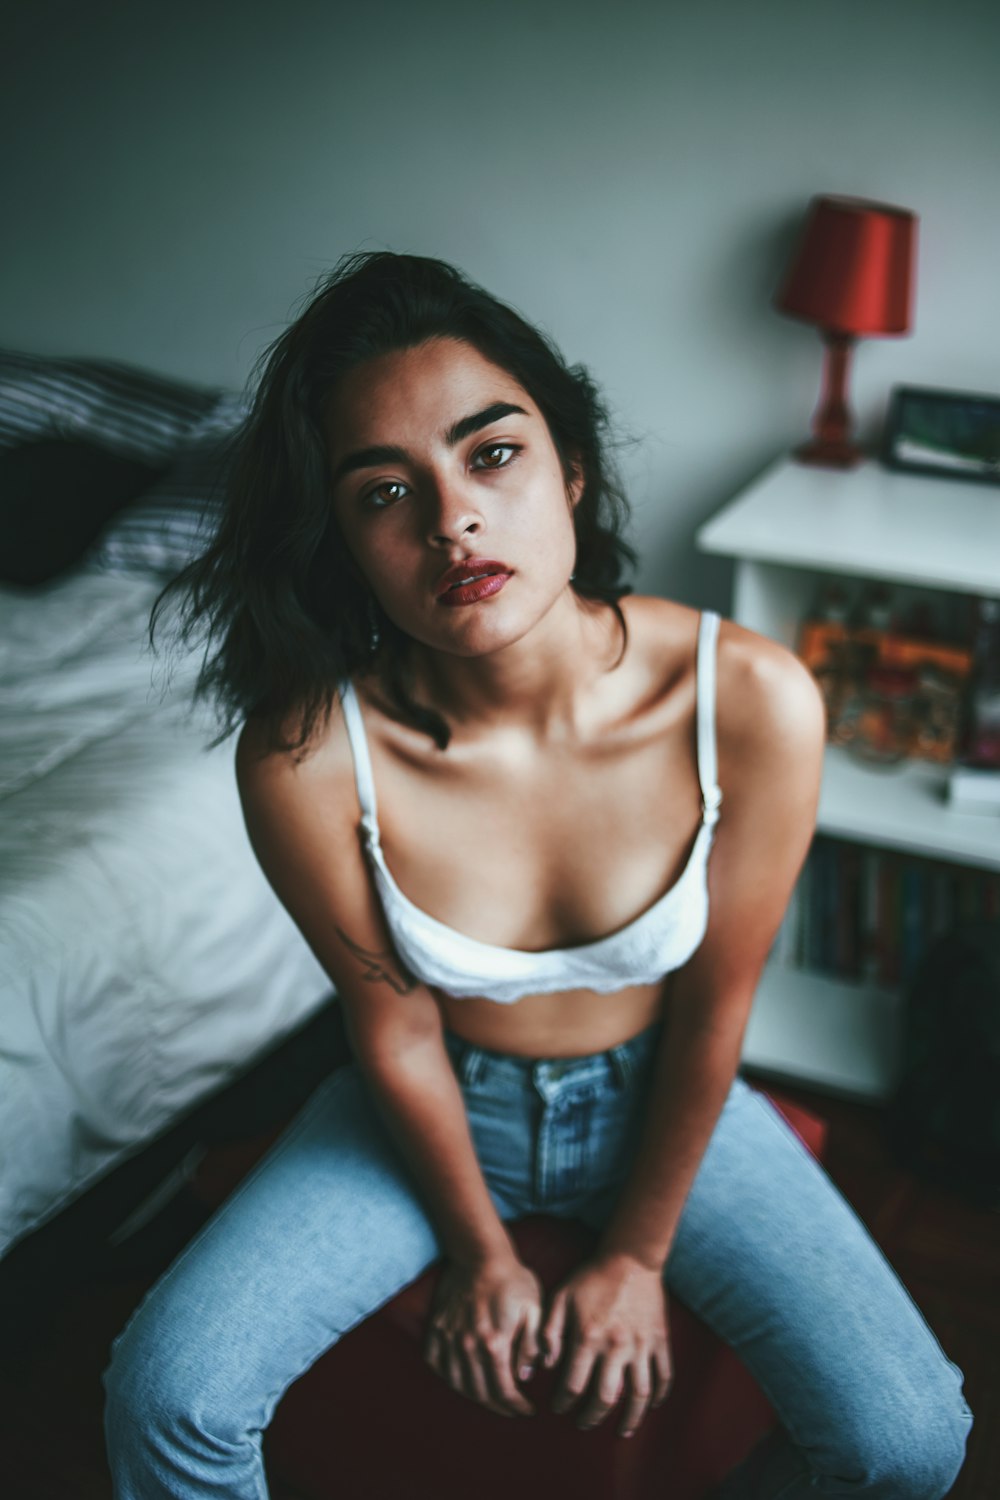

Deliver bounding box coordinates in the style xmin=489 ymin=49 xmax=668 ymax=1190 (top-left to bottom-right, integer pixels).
xmin=624 ymin=594 xmax=821 ymax=706
xmin=711 ymin=616 xmax=827 ymax=842
xmin=620 ymin=592 xmax=696 ymax=646
xmin=714 ymin=615 xmax=827 ymax=768
xmin=234 ymin=700 xmax=395 ymax=955
xmin=617 ymin=593 xmax=702 ymax=700
xmin=234 ymin=702 xmax=369 ymax=927
xmin=234 ymin=697 xmax=446 ymax=1054
xmin=235 ymin=699 xmax=358 ymax=825
xmin=622 ymin=593 xmax=826 ymax=802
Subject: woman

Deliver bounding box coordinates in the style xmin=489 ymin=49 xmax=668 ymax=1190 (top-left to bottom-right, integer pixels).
xmin=104 ymin=252 xmax=971 ymax=1499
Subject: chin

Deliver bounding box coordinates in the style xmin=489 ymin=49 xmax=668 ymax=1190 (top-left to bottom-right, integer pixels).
xmin=400 ymin=608 xmax=533 ymax=661
xmin=386 ymin=577 xmax=573 ymax=659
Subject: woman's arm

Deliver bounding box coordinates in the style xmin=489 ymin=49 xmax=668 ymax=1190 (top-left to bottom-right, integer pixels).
xmin=543 ymin=632 xmax=827 ymax=1436
xmin=235 ymin=718 xmax=543 ymax=1418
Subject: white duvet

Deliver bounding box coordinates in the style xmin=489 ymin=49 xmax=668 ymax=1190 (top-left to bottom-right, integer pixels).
xmin=0 ymin=569 xmax=330 ymax=1257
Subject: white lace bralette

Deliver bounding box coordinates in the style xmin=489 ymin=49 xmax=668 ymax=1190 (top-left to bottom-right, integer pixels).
xmin=339 ymin=610 xmax=723 ymax=1004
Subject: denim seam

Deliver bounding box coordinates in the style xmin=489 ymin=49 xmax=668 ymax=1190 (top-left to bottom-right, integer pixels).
xmin=749 ymin=1090 xmax=971 ymax=1392
xmin=106 ymin=1070 xmax=348 ymax=1359
xmin=256 ymin=1254 xmax=446 ymax=1454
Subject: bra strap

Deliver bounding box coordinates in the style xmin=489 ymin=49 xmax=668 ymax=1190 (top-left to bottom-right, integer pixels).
xmin=339 ymin=680 xmax=381 ymax=847
xmin=696 ymin=610 xmax=723 ymax=828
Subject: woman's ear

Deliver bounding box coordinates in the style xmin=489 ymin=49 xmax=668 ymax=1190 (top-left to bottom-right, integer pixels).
xmin=565 ymin=457 xmax=585 ymax=510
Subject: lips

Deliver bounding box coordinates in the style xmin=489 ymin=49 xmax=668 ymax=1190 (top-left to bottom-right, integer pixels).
xmin=435 ymin=558 xmax=512 ymax=607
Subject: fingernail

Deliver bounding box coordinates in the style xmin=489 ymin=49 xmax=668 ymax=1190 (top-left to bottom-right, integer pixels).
xmin=519 ymin=1364 xmax=533 ymax=1381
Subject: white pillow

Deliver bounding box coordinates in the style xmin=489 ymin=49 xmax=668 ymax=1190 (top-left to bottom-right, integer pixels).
xmin=90 ymin=394 xmax=249 ymax=578
xmin=0 ymin=350 xmax=219 ymax=463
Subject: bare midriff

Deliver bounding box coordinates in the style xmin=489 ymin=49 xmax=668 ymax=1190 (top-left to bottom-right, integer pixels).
xmin=436 ymin=978 xmax=670 ymax=1059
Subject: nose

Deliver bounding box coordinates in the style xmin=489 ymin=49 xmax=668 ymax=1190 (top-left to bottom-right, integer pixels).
xmin=424 ymin=475 xmax=485 ymax=548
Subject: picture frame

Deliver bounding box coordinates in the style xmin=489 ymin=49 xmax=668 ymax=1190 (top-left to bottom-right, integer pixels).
xmin=881 ymin=384 xmax=1000 ymax=486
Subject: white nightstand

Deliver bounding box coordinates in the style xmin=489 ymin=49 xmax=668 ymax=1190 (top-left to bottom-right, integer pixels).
xmin=697 ymin=455 xmax=1000 ymax=1100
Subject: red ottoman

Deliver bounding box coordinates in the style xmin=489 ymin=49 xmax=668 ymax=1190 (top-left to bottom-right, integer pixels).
xmin=262 ymin=1092 xmax=827 ymax=1500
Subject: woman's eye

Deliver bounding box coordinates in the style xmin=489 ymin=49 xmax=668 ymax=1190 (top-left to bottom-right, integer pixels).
xmin=364 ymin=479 xmax=409 ymax=509
xmin=473 ymin=443 xmax=518 ymax=471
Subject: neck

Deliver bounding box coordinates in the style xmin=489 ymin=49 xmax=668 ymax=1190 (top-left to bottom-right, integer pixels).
xmin=412 ymin=591 xmax=624 ymax=740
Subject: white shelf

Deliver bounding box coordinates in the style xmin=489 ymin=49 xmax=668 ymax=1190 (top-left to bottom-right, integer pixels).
xmin=818 ymin=745 xmax=1000 ymax=871
xmin=698 ymin=456 xmax=1000 ymax=596
xmin=741 ymin=962 xmax=901 ymax=1101
xmin=700 ymin=454 xmax=1000 ymax=1100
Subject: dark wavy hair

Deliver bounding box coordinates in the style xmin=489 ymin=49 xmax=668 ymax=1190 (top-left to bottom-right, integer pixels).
xmin=158 ymin=251 xmax=636 ymax=752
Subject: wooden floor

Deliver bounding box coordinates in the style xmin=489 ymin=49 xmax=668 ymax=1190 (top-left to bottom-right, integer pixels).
xmin=1 ymin=1011 xmax=997 ymax=1499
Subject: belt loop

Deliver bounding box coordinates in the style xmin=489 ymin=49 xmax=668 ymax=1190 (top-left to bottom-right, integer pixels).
xmin=609 ymin=1023 xmax=662 ymax=1089
xmin=608 ymin=1041 xmax=634 ymax=1089
xmin=451 ymin=1038 xmax=486 ymax=1087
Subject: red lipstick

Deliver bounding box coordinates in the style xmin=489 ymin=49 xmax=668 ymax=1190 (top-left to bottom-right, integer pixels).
xmin=435 ymin=559 xmax=512 ymax=608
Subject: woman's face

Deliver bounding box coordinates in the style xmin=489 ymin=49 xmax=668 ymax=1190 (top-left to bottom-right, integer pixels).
xmin=326 ymin=337 xmax=581 ymax=659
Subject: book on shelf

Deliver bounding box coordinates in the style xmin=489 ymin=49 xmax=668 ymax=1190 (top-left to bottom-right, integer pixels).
xmin=782 ymin=837 xmax=1000 ymax=989
xmin=769 ymin=878 xmax=800 ymax=968
xmin=859 ymin=847 xmax=881 ymax=983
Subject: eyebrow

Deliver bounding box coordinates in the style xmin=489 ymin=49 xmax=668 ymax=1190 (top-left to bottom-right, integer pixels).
xmin=331 ymin=400 xmax=529 ymax=485
xmin=445 ymin=400 xmax=528 ymax=447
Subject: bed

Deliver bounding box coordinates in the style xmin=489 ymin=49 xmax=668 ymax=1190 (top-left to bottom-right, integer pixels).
xmin=0 ymin=352 xmax=331 ymax=1259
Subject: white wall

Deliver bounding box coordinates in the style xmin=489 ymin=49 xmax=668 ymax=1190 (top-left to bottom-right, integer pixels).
xmin=3 ymin=0 xmax=998 ymax=607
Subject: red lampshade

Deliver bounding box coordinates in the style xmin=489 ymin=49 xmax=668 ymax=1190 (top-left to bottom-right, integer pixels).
xmin=775 ymin=195 xmax=917 ymax=336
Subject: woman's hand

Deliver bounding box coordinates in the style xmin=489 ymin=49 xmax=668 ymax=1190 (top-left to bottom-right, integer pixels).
xmin=542 ymin=1251 xmax=672 ymax=1437
xmin=424 ymin=1252 xmax=545 ymax=1418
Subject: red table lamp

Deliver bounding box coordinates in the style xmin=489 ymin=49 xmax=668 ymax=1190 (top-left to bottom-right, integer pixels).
xmin=775 ymin=194 xmax=918 ymax=468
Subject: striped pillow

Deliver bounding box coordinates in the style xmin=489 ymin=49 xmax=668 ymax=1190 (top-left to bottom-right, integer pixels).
xmin=91 ymin=394 xmax=249 ymax=577
xmin=0 ymin=350 xmax=219 ymax=462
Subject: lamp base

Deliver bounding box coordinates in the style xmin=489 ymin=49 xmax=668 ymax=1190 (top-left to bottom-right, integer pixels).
xmin=793 ymin=438 xmax=865 ymax=469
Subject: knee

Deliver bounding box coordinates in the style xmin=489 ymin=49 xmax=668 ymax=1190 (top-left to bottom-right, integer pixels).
xmin=103 ymin=1310 xmax=186 ymax=1456
xmin=836 ymin=1361 xmax=973 ymax=1500
xmin=886 ymin=1388 xmax=972 ymax=1500
xmin=103 ymin=1301 xmax=245 ymax=1463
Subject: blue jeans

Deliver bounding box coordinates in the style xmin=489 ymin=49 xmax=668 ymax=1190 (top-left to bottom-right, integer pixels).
xmin=103 ymin=1025 xmax=972 ymax=1498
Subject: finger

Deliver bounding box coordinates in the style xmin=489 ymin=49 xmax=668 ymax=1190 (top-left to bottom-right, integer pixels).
xmin=551 ymin=1340 xmax=597 ymax=1416
xmin=651 ymin=1341 xmax=673 ymax=1406
xmin=457 ymin=1339 xmax=513 ymax=1419
xmin=617 ymin=1365 xmax=653 ymax=1439
xmin=446 ymin=1343 xmax=468 ymax=1401
xmin=424 ymin=1326 xmax=447 ymax=1377
xmin=482 ymin=1332 xmax=535 ymax=1417
xmin=514 ymin=1307 xmax=542 ymax=1383
xmin=541 ymin=1290 xmax=567 ymax=1369
xmin=577 ymin=1353 xmax=627 ymax=1430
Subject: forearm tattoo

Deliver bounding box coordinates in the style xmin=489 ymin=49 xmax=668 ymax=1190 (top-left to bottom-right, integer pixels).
xmin=335 ymin=928 xmax=417 ymax=995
